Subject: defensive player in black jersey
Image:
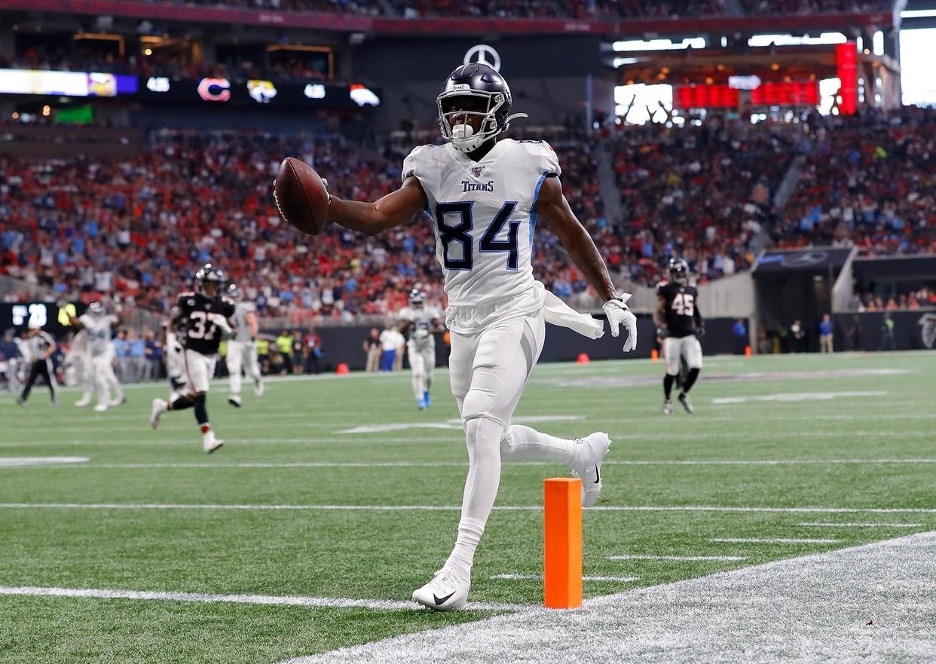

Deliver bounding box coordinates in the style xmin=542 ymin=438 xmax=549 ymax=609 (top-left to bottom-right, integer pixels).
xmin=150 ymin=264 xmax=235 ymax=453
xmin=654 ymin=258 xmax=704 ymax=415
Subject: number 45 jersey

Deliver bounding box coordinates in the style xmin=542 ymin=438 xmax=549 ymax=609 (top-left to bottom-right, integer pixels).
xmin=657 ymin=280 xmax=700 ymax=338
xmin=403 ymin=139 xmax=560 ymax=327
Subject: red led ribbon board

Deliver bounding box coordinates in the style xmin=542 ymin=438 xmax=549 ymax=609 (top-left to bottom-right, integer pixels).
xmin=835 ymin=42 xmax=858 ymax=115
xmin=675 ymin=81 xmax=819 ymax=109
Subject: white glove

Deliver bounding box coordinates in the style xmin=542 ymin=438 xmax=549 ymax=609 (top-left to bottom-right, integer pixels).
xmin=602 ymin=294 xmax=638 ymax=353
xmin=210 ymin=314 xmax=233 ymax=337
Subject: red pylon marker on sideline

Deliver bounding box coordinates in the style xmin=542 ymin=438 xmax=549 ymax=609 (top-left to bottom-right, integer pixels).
xmin=651 ymin=348 xmax=659 ymax=361
xmin=336 ymin=363 xmax=349 ymax=374
xmin=576 ymin=353 xmax=589 ymax=364
xmin=543 ymin=477 xmax=583 ymax=609
xmin=744 ymin=345 xmax=753 ymax=358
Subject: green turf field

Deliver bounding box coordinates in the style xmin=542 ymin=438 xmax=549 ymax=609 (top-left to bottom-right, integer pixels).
xmin=1 ymin=350 xmax=934 ymax=663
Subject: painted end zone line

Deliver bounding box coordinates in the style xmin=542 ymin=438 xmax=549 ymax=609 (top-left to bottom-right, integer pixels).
xmin=0 ymin=586 xmax=529 ymax=614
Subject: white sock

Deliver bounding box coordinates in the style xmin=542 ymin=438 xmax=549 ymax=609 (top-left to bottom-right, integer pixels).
xmin=445 ymin=417 xmax=503 ymax=577
xmin=500 ymin=424 xmax=579 ymax=466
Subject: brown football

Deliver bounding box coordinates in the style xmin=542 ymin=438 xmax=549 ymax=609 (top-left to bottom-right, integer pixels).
xmin=273 ymin=157 xmax=330 ymax=236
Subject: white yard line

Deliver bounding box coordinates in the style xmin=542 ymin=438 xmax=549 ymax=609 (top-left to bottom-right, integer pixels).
xmin=279 ymin=532 xmax=936 ymax=664
xmin=609 ymin=555 xmax=747 ymax=561
xmin=710 ymin=538 xmax=840 ymax=544
xmin=0 ymin=585 xmax=526 ymax=613
xmin=796 ymin=522 xmax=925 ymax=528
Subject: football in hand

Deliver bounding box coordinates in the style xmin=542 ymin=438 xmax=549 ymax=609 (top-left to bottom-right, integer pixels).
xmin=273 ymin=157 xmax=330 ymax=236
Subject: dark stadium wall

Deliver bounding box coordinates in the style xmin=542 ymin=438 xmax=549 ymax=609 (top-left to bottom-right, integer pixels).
xmin=353 ymin=36 xmax=611 ymax=133
xmin=262 ymin=317 xmax=745 ymax=372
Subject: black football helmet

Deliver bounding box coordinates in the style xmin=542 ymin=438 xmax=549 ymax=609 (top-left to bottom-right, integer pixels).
xmin=437 ymin=63 xmax=525 ymax=153
xmin=668 ymin=258 xmax=690 ymax=285
xmin=195 ymin=263 xmax=226 ymax=297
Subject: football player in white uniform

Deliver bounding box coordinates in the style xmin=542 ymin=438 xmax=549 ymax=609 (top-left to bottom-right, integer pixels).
xmin=225 ymin=283 xmax=264 ymax=407
xmin=67 ymin=302 xmax=126 ymax=412
xmin=317 ymin=63 xmax=637 ymax=611
xmin=398 ymin=287 xmax=444 ymax=409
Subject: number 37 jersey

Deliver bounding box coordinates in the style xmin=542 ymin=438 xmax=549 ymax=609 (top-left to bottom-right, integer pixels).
xmin=175 ymin=292 xmax=236 ymax=356
xmin=403 ymin=140 xmax=560 ymax=312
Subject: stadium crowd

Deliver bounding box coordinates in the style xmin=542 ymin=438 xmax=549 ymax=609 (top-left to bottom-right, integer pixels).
xmin=772 ymin=107 xmax=936 ymax=256
xmin=1 ymin=109 xmax=933 ymax=324
xmin=128 ymin=0 xmax=896 ymax=18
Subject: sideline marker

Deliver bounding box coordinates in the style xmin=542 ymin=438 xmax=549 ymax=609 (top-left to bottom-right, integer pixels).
xmin=576 ymin=353 xmax=590 ymax=364
xmin=543 ymin=477 xmax=583 ymax=609
xmin=651 ymin=348 xmax=659 ymax=361
xmin=744 ymin=345 xmax=753 ymax=357
xmin=336 ymin=363 xmax=350 ymax=374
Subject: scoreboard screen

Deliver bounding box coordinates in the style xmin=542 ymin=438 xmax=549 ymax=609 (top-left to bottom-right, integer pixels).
xmin=674 ymin=80 xmax=819 ymax=109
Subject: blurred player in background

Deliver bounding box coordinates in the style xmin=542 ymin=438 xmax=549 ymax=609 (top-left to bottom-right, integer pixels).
xmin=225 ymin=283 xmax=264 ymax=407
xmin=398 ymin=286 xmax=445 ymax=409
xmin=150 ymin=264 xmax=235 ymax=454
xmin=316 ymin=63 xmax=637 ymax=611
xmin=162 ymin=320 xmax=187 ymax=400
xmin=655 ymin=257 xmax=704 ymax=415
xmin=67 ymin=301 xmax=126 ymax=412
xmin=17 ymin=318 xmax=58 ymax=406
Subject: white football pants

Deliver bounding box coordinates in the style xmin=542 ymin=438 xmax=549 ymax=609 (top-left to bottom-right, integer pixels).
xmin=226 ymin=340 xmax=261 ymax=396
xmin=444 ymin=311 xmax=583 ymax=576
xmin=183 ymin=348 xmax=217 ymax=394
xmin=407 ymin=343 xmax=435 ymax=400
xmin=664 ymin=335 xmax=703 ymax=375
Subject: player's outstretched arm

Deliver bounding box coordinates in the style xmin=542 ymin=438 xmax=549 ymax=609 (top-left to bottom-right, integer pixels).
xmin=535 ymin=177 xmax=616 ymax=302
xmin=328 ymin=177 xmax=428 ymax=237
xmin=536 ymin=176 xmax=637 ymax=352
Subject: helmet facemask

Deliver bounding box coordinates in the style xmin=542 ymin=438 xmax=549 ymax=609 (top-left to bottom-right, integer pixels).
xmin=438 ymin=90 xmax=506 ymax=153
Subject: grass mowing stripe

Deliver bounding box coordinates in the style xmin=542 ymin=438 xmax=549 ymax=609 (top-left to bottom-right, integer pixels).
xmin=4 ymin=458 xmax=936 ymax=470
xmin=2 ymin=503 xmax=935 ymax=514
xmin=0 ymin=586 xmax=528 ymax=613
xmin=490 ymin=575 xmax=639 ymax=583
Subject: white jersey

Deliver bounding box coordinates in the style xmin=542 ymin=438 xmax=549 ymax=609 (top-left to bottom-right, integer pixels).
xmin=399 ymin=304 xmax=443 ymax=350
xmin=403 ymin=140 xmax=560 ymax=333
xmin=231 ymin=301 xmax=256 ymax=343
xmin=79 ymin=313 xmax=118 ymax=357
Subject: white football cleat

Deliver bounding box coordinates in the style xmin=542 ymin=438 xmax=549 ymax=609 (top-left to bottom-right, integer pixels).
xmin=74 ymin=397 xmax=91 ymax=408
xmin=254 ymin=379 xmax=264 ymax=397
xmin=150 ymin=398 xmax=167 ymax=429
xmin=663 ymin=399 xmax=674 ymax=416
xmin=203 ymin=433 xmax=224 ymax=454
xmin=572 ymin=432 xmax=611 ymax=508
xmin=94 ymin=403 xmax=108 ymax=413
xmin=412 ymin=567 xmax=470 ymax=611
xmin=228 ymin=395 xmax=241 ymax=408
xmin=678 ymin=392 xmax=694 ymax=414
